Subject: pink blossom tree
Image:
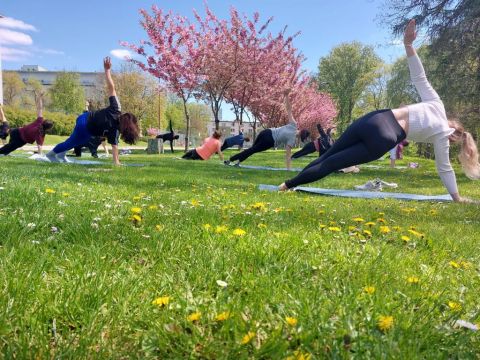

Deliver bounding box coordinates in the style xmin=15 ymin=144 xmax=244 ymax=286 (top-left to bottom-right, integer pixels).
xmin=123 ymin=6 xmax=201 ymax=151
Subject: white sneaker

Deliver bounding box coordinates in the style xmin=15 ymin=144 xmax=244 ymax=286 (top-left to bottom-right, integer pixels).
xmin=56 ymin=151 xmax=71 ymax=163
xmin=375 ymin=178 xmax=398 ymax=188
xmin=45 ymin=151 xmax=60 ymax=163
xmin=354 ymin=180 xmax=382 ymax=191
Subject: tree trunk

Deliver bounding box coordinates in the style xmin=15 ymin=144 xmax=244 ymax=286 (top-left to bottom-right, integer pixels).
xmin=182 ymin=100 xmax=191 ymax=152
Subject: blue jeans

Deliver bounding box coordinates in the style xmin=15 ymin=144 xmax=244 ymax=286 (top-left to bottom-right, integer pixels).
xmin=53 ymin=113 xmax=92 ymax=153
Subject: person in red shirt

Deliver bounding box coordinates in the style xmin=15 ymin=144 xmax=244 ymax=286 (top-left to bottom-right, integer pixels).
xmin=182 ymin=131 xmax=224 ymax=161
xmin=0 ymin=96 xmax=53 ymax=156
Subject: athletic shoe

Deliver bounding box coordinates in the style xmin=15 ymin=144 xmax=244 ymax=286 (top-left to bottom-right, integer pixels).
xmin=45 ymin=150 xmax=60 ymax=163
xmin=56 ymin=151 xmax=71 ymax=163
xmin=354 ymin=180 xmax=382 ymax=191
xmin=224 ymin=160 xmax=231 ymax=166
xmin=375 ymin=178 xmax=398 ymax=188
xmin=233 ymin=161 xmax=240 ymax=167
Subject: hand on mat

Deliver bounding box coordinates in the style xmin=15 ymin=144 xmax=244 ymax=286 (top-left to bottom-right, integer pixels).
xmin=278 ymin=183 xmax=288 ymax=191
xmin=404 ymin=19 xmax=417 ymax=46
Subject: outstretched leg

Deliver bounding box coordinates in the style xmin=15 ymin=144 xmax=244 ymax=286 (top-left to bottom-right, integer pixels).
xmin=292 ymin=142 xmax=316 ymax=159
xmin=0 ymin=129 xmax=26 ymax=155
xmin=229 ymin=129 xmax=274 ymax=163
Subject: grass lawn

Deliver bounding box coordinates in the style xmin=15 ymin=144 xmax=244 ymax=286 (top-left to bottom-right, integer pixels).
xmin=0 ymin=150 xmax=479 ymax=358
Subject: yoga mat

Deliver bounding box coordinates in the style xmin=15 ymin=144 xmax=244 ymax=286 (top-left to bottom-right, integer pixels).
xmin=29 ymin=154 xmax=144 ymax=167
xmin=258 ymin=184 xmax=452 ymax=202
xmin=361 ymin=164 xmax=408 ymax=169
xmin=237 ymin=165 xmax=303 ymax=172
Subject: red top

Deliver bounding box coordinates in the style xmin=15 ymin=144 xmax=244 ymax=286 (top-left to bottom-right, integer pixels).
xmin=196 ymin=137 xmax=221 ymax=160
xmin=19 ymin=117 xmax=45 ymax=145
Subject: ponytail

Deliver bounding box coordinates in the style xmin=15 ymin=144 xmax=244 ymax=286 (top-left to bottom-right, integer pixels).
xmin=458 ymin=131 xmax=480 ymax=180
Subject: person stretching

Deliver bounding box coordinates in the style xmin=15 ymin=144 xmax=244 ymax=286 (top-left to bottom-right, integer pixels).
xmin=46 ymin=57 xmax=139 ymax=165
xmin=0 ymin=96 xmax=53 ymax=156
xmin=292 ymin=124 xmax=334 ymax=159
xmin=221 ymin=131 xmax=250 ymax=151
xmin=182 ymin=131 xmax=224 ymax=161
xmin=156 ymin=120 xmax=179 ymax=153
xmin=279 ymin=19 xmax=480 ymax=203
xmin=225 ymin=89 xmax=310 ymax=170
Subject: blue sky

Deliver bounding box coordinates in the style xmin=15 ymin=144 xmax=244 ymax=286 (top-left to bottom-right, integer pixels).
xmin=1 ymin=0 xmax=405 ymax=71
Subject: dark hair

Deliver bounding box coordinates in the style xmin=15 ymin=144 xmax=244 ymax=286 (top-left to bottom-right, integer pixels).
xmin=173 ymin=134 xmax=180 ymax=140
xmin=42 ymin=120 xmax=54 ymax=134
xmin=300 ymin=129 xmax=310 ymax=142
xmin=119 ymin=113 xmax=140 ymax=145
xmin=212 ymin=130 xmax=222 ymax=139
xmin=244 ymin=137 xmax=251 ymax=142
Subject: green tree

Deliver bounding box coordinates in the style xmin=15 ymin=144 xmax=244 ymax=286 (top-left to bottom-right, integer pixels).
xmin=2 ymin=72 xmax=25 ymax=106
xmin=49 ymin=72 xmax=85 ymax=114
xmin=317 ymin=42 xmax=381 ymax=132
xmin=355 ymin=64 xmax=392 ymax=118
xmin=164 ymin=101 xmax=185 ymax=132
xmin=188 ymin=103 xmax=212 ymax=141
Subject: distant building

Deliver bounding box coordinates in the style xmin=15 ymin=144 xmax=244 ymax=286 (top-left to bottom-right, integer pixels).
xmin=6 ymin=65 xmax=102 ymax=99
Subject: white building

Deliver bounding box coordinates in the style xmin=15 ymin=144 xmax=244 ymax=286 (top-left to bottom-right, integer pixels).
xmin=6 ymin=65 xmax=102 ymax=100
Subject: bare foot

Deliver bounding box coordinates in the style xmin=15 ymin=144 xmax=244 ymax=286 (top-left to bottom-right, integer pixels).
xmin=278 ymin=183 xmax=288 ymax=191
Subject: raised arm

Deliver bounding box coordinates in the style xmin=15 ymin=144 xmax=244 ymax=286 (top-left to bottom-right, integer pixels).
xmin=404 ymin=19 xmax=440 ymax=102
xmin=103 ymin=57 xmax=117 ymax=97
xmin=283 ymin=89 xmax=295 ymax=125
xmin=0 ymin=103 xmax=6 ymax=122
xmin=35 ymin=93 xmax=44 ymax=118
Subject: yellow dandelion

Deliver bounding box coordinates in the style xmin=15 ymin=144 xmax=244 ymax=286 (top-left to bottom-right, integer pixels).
xmin=130 ymin=207 xmax=142 ymax=214
xmin=232 ymin=228 xmax=246 ymax=236
xmin=190 ymin=199 xmax=200 ymax=207
xmin=377 ymin=315 xmax=394 ymax=332
xmin=363 ymin=230 xmax=372 ymax=237
xmin=448 ymin=301 xmax=462 ymax=312
xmin=131 ymin=214 xmax=142 ymax=223
xmin=392 ymin=226 xmax=401 ymax=231
xmin=328 ymin=226 xmax=341 ymax=232
xmin=364 ymin=286 xmax=375 ymax=295
xmin=241 ymin=331 xmax=256 ymax=344
xmin=365 ymin=222 xmax=376 ymax=227
xmin=45 ymin=188 xmax=56 ymax=194
xmin=429 ymin=209 xmax=438 ymax=215
xmin=155 ymin=224 xmax=164 ymax=231
xmin=133 ymin=196 xmax=141 ymax=201
xmin=285 ymin=317 xmax=298 ymax=326
xmin=152 ymin=296 xmax=170 ymax=307
xmin=379 ymin=226 xmax=391 ymax=234
xmin=449 ymin=261 xmax=460 ymax=269
xmin=378 ymin=212 xmax=385 ymax=216
xmin=319 ymin=224 xmax=327 ymax=229
xmin=148 ymin=205 xmax=158 ymax=210
xmin=407 ymin=276 xmax=420 ymax=284
xmin=202 ymin=223 xmax=212 ymax=231
xmin=187 ymin=312 xmax=201 ymax=322
xmin=286 ymin=350 xmax=312 ymax=360
xmin=318 ymin=210 xmax=325 ymax=215
xmin=252 ymin=202 xmax=267 ymax=211
xmin=348 ymin=225 xmax=357 ymax=231
xmin=353 ymin=217 xmax=364 ymax=223
xmin=401 ymin=207 xmax=416 ymax=213
xmin=215 ymin=311 xmax=231 ymax=321
xmin=401 ymin=235 xmax=410 ymax=242
xmin=257 ymin=223 xmax=267 ymax=229
xmin=408 ymin=229 xmax=424 ymax=238
xmin=62 ymin=192 xmax=70 ymax=197
xmin=460 ymin=261 xmax=473 ymax=269
xmin=215 ymin=225 xmax=228 ymax=234
xmin=377 ymin=218 xmax=386 ymax=223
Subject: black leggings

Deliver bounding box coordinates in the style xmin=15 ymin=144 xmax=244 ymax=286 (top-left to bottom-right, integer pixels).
xmin=292 ymin=141 xmax=316 ymax=159
xmin=0 ymin=129 xmax=26 ymax=155
xmin=285 ymin=110 xmax=406 ymax=188
xmin=182 ymin=149 xmax=202 ymax=160
xmin=230 ymin=129 xmax=274 ymax=163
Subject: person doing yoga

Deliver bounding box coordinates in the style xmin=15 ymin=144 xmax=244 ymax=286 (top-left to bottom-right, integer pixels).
xmin=279 ymin=20 xmax=480 ymax=202
xmin=0 ymin=116 xmax=10 ymax=145
xmin=0 ymin=96 xmax=53 ymax=156
xmin=156 ymin=120 xmax=179 ymax=153
xmin=46 ymin=57 xmax=139 ymax=165
xmin=292 ymin=124 xmax=334 ymax=159
xmin=225 ymin=89 xmax=310 ymax=170
xmin=221 ymin=131 xmax=250 ymax=151
xmin=182 ymin=130 xmax=224 ymax=161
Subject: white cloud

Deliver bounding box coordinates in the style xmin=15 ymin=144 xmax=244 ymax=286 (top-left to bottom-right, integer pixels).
xmin=0 ymin=46 xmax=31 ymax=61
xmin=0 ymin=28 xmax=33 ymax=45
xmin=0 ymin=17 xmax=37 ymax=32
xmin=110 ymin=49 xmax=132 ymax=60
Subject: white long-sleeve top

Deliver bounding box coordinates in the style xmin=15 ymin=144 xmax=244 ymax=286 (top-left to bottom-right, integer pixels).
xmin=406 ymin=54 xmax=457 ymax=195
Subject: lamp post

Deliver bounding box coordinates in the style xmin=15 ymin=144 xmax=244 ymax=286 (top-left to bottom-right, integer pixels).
xmin=0 ymin=14 xmax=4 ymax=105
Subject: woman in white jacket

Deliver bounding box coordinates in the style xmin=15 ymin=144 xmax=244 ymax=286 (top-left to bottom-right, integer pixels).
xmin=279 ymin=19 xmax=479 ymax=202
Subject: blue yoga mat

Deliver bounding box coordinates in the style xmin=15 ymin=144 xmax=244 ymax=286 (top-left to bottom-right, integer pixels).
xmin=258 ymin=184 xmax=452 ymax=202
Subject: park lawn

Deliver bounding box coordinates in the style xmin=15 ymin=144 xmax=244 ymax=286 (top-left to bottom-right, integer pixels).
xmin=0 ymin=150 xmax=479 ymax=359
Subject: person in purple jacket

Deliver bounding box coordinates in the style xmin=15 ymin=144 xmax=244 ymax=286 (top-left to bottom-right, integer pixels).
xmin=279 ymin=20 xmax=479 ymax=203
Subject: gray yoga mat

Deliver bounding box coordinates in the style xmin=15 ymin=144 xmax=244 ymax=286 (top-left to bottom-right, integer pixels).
xmin=258 ymin=184 xmax=452 ymax=202
xmin=30 ymin=155 xmax=144 ymax=167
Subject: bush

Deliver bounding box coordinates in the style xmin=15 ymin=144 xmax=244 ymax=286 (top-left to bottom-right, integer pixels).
xmin=3 ymin=106 xmax=77 ymax=136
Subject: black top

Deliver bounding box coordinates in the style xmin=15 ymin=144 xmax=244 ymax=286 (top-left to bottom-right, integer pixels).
xmin=86 ymin=96 xmax=121 ymax=145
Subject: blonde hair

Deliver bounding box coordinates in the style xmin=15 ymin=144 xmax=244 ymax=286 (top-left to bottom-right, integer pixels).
xmin=448 ymin=120 xmax=480 ymax=180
